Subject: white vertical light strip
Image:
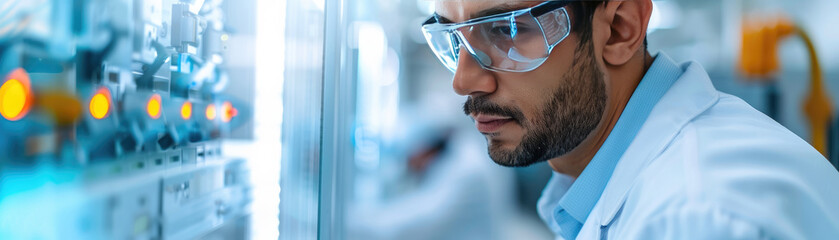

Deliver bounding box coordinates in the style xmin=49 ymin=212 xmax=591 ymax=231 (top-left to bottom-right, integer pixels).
xmin=353 ymin=22 xmax=386 ymax=206
xmin=251 ymin=0 xmax=285 ymax=239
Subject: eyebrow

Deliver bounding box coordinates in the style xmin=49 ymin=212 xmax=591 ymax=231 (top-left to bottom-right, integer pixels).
xmin=471 ymin=3 xmax=530 ymax=19
xmin=434 ymin=2 xmax=533 ymax=24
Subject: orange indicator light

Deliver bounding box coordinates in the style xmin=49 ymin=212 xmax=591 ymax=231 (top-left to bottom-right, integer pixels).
xmin=0 ymin=69 xmax=33 ymax=121
xmin=181 ymin=101 xmax=193 ymax=120
xmin=147 ymin=94 xmax=162 ymax=119
xmin=221 ymin=101 xmax=237 ymax=123
xmin=206 ymin=104 xmax=217 ymax=120
xmin=89 ymin=88 xmax=111 ymax=119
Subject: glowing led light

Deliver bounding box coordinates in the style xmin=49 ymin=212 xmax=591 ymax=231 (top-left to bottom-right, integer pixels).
xmin=0 ymin=69 xmax=32 ymax=121
xmin=0 ymin=80 xmax=27 ymax=120
xmin=221 ymin=101 xmax=237 ymax=123
xmin=89 ymin=88 xmax=111 ymax=119
xmin=147 ymin=94 xmax=162 ymax=119
xmin=181 ymin=101 xmax=193 ymax=120
xmin=206 ymin=104 xmax=217 ymax=120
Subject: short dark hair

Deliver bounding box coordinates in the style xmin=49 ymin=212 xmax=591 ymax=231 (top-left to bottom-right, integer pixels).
xmin=568 ymin=1 xmax=607 ymax=36
xmin=567 ymin=0 xmax=648 ymax=47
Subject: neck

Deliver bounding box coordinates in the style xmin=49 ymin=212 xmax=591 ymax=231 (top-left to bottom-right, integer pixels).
xmin=547 ymin=50 xmax=654 ymax=178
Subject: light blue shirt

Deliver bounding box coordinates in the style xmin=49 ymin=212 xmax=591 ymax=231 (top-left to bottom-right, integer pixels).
xmin=553 ymin=53 xmax=683 ymax=240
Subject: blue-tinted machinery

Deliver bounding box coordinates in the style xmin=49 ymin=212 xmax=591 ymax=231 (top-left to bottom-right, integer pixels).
xmin=0 ymin=0 xmax=252 ymax=239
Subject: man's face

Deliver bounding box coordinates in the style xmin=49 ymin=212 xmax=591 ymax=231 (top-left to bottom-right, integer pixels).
xmin=436 ymin=0 xmax=607 ymax=167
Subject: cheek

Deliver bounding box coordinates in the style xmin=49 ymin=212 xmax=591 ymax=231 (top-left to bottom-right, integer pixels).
xmin=507 ymin=85 xmax=555 ymax=126
xmin=494 ymin=75 xmax=565 ymax=127
xmin=494 ymin=36 xmax=580 ymax=125
xmin=600 ymin=70 xmax=615 ymax=94
xmin=527 ymin=88 xmax=554 ymax=113
xmin=513 ymin=74 xmax=568 ymax=120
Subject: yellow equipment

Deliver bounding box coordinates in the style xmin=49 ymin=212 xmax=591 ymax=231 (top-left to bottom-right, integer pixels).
xmin=740 ymin=17 xmax=832 ymax=156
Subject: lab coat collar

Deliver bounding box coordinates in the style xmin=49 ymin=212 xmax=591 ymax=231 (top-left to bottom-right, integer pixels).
xmin=595 ymin=53 xmax=721 ymax=226
xmin=555 ymin=49 xmax=683 ymax=228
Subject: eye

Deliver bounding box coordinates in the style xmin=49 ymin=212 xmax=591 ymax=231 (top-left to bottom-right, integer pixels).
xmin=490 ymin=24 xmax=515 ymax=36
xmin=488 ymin=22 xmax=529 ymax=38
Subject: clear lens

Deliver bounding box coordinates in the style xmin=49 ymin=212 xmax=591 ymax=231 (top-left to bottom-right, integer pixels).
xmin=423 ymin=29 xmax=460 ymax=72
xmin=422 ymin=7 xmax=570 ymax=73
xmin=459 ymin=12 xmax=549 ymax=71
xmin=538 ymin=8 xmax=571 ymax=47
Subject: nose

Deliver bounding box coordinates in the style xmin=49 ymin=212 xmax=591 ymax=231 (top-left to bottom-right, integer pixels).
xmin=452 ymin=47 xmax=496 ymax=97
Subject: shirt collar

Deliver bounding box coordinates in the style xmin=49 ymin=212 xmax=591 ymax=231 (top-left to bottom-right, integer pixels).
xmin=555 ymin=52 xmax=684 ymax=225
xmin=594 ymin=54 xmax=721 ymax=226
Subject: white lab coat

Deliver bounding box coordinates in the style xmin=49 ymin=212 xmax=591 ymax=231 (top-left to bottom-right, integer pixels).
xmin=538 ymin=58 xmax=839 ymax=239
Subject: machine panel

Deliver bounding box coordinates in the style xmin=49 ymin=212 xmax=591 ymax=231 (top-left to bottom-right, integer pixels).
xmin=0 ymin=0 xmax=253 ymax=239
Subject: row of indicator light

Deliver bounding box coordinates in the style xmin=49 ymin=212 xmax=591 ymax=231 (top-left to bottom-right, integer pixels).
xmin=2 ymin=68 xmax=236 ymax=122
xmin=89 ymin=88 xmax=235 ymax=122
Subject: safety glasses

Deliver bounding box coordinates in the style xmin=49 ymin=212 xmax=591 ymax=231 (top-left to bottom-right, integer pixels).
xmin=421 ymin=1 xmax=571 ymax=73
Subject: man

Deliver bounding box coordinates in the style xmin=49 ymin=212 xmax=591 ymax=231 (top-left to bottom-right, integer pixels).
xmin=420 ymin=0 xmax=839 ymax=239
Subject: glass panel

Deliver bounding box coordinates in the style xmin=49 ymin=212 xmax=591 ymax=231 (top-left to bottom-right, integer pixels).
xmin=279 ymin=0 xmax=325 ymax=239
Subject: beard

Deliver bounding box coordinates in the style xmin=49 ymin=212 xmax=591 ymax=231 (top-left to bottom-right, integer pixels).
xmin=463 ymin=42 xmax=607 ymax=167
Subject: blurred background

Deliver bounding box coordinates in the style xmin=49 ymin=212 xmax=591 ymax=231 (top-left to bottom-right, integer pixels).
xmin=1 ymin=0 xmax=838 ymax=239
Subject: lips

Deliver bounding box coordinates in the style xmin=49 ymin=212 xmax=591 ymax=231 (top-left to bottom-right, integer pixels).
xmin=473 ymin=114 xmax=514 ymax=133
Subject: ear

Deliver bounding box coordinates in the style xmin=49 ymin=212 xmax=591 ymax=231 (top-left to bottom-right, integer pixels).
xmin=600 ymin=0 xmax=653 ymax=66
